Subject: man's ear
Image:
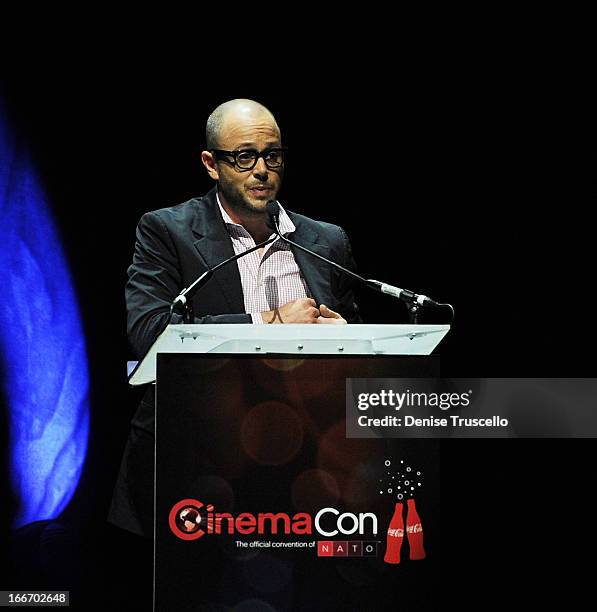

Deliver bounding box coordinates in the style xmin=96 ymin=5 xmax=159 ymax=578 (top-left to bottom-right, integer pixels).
xmin=201 ymin=151 xmax=219 ymax=180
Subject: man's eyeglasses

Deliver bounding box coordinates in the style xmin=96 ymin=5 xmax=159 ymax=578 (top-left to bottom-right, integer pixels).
xmin=209 ymin=147 xmax=287 ymax=171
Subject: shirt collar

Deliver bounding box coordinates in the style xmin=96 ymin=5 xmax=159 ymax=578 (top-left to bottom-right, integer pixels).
xmin=216 ymin=190 xmax=296 ymax=236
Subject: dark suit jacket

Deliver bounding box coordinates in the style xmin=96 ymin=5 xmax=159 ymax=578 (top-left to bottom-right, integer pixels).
xmin=127 ymin=186 xmax=361 ymax=361
xmin=109 ymin=187 xmax=361 ymax=535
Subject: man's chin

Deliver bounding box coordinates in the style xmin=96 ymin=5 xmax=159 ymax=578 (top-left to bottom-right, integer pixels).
xmin=244 ymin=196 xmax=273 ymax=214
xmin=223 ymin=189 xmax=275 ymax=216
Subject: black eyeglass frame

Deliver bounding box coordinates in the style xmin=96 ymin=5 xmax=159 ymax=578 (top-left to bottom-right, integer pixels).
xmin=209 ymin=147 xmax=287 ymax=171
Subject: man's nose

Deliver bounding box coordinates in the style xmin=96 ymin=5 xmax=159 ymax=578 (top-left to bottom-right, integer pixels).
xmin=252 ymin=156 xmax=269 ymax=179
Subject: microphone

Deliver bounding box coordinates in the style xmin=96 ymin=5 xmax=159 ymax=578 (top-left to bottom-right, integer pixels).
xmin=364 ymin=280 xmax=442 ymax=308
xmin=266 ymin=200 xmax=280 ymax=231
xmin=265 ymin=200 xmax=450 ymax=314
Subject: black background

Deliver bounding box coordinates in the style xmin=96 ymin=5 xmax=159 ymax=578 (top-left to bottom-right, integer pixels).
xmin=1 ymin=57 xmax=594 ymax=610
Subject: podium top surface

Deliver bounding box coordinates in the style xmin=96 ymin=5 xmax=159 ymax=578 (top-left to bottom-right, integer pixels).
xmin=128 ymin=323 xmax=450 ymax=386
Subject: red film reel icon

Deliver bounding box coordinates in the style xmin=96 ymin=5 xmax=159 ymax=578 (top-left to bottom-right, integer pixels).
xmin=169 ymin=499 xmax=205 ymax=540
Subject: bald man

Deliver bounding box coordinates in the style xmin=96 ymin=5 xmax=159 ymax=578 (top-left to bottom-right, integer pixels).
xmin=125 ymin=99 xmax=361 ymax=360
xmin=109 ymin=100 xmax=361 ymax=537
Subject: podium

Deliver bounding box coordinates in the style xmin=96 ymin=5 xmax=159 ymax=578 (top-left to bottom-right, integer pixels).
xmin=133 ymin=324 xmax=449 ymax=611
xmin=129 ymin=324 xmax=450 ymax=385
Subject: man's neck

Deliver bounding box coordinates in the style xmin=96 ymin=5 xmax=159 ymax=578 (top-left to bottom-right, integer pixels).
xmin=218 ymin=193 xmax=272 ymax=243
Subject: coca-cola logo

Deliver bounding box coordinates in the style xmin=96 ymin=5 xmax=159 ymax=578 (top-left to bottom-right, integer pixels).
xmin=388 ymin=528 xmax=404 ymax=537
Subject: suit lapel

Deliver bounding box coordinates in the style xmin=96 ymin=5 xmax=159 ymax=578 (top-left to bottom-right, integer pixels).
xmin=190 ymin=188 xmax=246 ymax=313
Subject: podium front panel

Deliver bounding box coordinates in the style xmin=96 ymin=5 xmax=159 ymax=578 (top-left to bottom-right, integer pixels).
xmin=155 ymin=354 xmax=440 ymax=611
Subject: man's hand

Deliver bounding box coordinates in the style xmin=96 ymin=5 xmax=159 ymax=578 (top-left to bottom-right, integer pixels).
xmin=262 ymin=300 xmax=347 ymax=324
xmin=262 ymin=298 xmax=320 ymax=324
xmin=317 ymin=304 xmax=347 ymax=325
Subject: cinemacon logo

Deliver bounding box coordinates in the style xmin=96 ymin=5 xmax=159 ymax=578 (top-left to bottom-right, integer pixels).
xmin=169 ymin=498 xmax=378 ymax=541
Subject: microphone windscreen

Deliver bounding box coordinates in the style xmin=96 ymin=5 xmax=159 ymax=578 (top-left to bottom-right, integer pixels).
xmin=266 ymin=200 xmax=280 ymax=231
xmin=266 ymin=200 xmax=280 ymax=217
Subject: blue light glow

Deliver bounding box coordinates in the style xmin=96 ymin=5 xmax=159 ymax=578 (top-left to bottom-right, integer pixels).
xmin=0 ymin=101 xmax=90 ymax=528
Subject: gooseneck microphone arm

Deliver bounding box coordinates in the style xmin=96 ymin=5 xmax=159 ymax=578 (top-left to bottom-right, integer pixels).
xmin=170 ymin=236 xmax=276 ymax=321
xmin=265 ymin=200 xmax=454 ymax=323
